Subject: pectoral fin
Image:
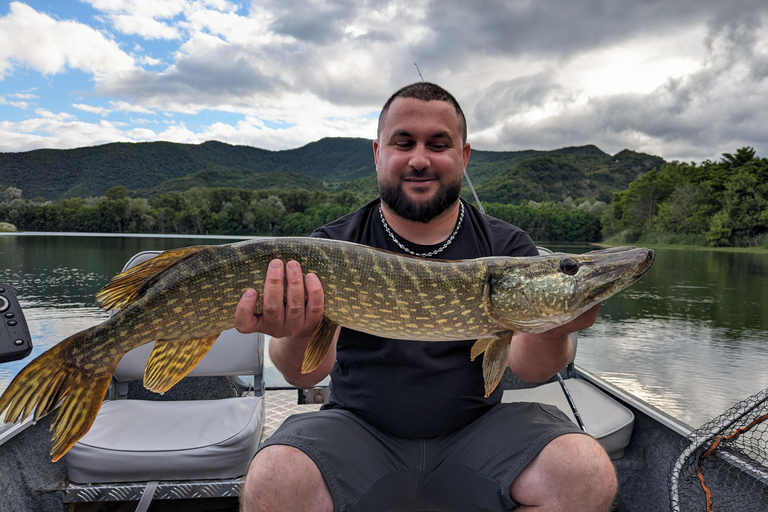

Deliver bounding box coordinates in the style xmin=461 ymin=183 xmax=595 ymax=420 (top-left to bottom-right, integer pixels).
xmin=301 ymin=316 xmax=339 ymax=374
xmin=143 ymin=335 xmax=219 ymax=393
xmin=471 ymin=332 xmax=513 ymax=398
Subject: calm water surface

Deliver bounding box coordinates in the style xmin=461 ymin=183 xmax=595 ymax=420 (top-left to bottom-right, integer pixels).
xmin=1 ymin=234 xmax=766 ymax=428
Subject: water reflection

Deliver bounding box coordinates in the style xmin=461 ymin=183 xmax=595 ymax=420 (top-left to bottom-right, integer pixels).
xmin=1 ymin=235 xmax=767 ymax=429
xmin=554 ymin=246 xmax=768 ymax=427
xmin=0 ymin=233 xmax=246 ymax=395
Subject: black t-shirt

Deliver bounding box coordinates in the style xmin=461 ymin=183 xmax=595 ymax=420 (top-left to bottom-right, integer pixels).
xmin=311 ymin=198 xmax=538 ymax=438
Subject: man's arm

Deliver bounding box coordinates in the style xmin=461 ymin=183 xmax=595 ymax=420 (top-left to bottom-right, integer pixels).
xmin=507 ymin=304 xmax=600 ymax=383
xmin=234 ymin=259 xmax=337 ymax=388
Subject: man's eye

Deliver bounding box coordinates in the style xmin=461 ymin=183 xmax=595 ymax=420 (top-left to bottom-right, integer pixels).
xmin=394 ymin=141 xmax=413 ymax=149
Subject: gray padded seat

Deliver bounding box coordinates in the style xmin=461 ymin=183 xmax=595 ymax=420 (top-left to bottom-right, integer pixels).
xmin=64 ymin=250 xmax=265 ymax=484
xmin=502 ymin=379 xmax=634 ymax=459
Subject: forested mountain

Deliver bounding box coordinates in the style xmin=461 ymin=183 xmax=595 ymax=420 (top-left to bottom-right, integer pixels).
xmin=3 ymin=139 xmax=764 ymax=247
xmin=0 ymin=138 xmax=663 ymax=203
xmin=0 ymin=138 xmax=374 ymax=200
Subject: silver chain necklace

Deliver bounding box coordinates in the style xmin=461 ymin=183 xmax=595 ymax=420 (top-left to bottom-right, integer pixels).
xmin=378 ymin=202 xmax=465 ymax=258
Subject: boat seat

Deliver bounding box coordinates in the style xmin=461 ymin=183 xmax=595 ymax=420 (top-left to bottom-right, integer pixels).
xmin=501 ymin=248 xmax=634 ymax=459
xmin=64 ymin=250 xmax=265 ymax=485
xmin=502 ymin=377 xmax=634 ymax=459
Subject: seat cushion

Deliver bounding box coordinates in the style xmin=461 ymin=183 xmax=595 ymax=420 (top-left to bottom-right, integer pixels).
xmin=65 ymin=396 xmax=264 ymax=483
xmin=502 ymin=378 xmax=634 ymax=459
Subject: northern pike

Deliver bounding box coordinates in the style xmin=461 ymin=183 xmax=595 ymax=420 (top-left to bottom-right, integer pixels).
xmin=0 ymin=237 xmax=653 ymax=461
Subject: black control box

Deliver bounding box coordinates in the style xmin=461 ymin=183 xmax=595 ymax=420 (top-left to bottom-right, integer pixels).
xmin=0 ymin=283 xmax=32 ymax=363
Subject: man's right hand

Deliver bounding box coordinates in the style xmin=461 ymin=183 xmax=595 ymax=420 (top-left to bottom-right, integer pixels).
xmin=234 ymin=259 xmax=325 ymax=338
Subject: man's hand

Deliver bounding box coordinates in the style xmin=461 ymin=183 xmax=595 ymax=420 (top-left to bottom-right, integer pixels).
xmin=509 ymin=303 xmax=601 ymax=382
xmin=234 ymin=259 xmax=325 ymax=338
xmin=536 ymin=303 xmax=601 ymax=343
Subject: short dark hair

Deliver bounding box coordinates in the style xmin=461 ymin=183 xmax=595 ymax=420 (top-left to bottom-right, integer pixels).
xmin=377 ymin=82 xmax=468 ymax=144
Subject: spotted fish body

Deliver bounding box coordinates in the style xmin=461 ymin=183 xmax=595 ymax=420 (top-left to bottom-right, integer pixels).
xmin=0 ymin=237 xmax=653 ymax=461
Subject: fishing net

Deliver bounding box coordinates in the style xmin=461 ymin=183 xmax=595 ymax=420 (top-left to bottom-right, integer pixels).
xmin=670 ymin=387 xmax=768 ymax=512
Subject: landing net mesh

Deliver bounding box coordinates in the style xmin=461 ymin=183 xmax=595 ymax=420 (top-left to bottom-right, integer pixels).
xmin=670 ymin=388 xmax=768 ymax=512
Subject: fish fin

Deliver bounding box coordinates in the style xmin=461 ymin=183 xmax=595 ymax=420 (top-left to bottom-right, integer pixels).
xmin=143 ymin=335 xmax=219 ymax=393
xmin=470 ymin=337 xmax=495 ymax=361
xmin=301 ymin=317 xmax=339 ymax=374
xmin=96 ymin=245 xmax=209 ymax=311
xmin=473 ymin=332 xmax=513 ymax=398
xmin=0 ymin=326 xmax=119 ymax=462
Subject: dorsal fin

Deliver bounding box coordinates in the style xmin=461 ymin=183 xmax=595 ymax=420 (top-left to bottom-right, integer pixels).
xmin=96 ymin=245 xmax=208 ymax=311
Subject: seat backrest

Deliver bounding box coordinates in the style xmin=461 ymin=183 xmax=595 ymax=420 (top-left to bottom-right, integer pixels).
xmin=114 ymin=330 xmax=264 ymax=382
xmin=110 ymin=250 xmax=263 ymax=383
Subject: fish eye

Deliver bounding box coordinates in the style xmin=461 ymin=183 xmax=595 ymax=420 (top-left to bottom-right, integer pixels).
xmin=559 ymin=258 xmax=579 ymax=276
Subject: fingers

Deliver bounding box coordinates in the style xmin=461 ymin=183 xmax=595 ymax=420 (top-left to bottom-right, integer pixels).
xmin=261 ymin=259 xmax=286 ymax=329
xmin=234 ymin=288 xmax=260 ymax=334
xmin=284 ymin=260 xmax=306 ymax=329
xmin=304 ymin=273 xmax=325 ymax=328
xmin=234 ymin=259 xmax=324 ymax=338
xmin=556 ymin=303 xmax=601 ymax=334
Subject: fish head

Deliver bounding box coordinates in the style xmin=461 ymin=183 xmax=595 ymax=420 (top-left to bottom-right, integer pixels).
xmin=487 ymin=246 xmax=654 ymax=333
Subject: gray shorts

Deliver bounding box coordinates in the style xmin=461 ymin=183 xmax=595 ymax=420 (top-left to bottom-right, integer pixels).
xmin=258 ymin=401 xmax=584 ymax=512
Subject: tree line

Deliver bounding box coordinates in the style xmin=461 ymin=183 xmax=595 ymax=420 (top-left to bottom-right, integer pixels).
xmin=0 ymin=186 xmax=604 ymax=243
xmin=602 ymin=147 xmax=768 ymax=247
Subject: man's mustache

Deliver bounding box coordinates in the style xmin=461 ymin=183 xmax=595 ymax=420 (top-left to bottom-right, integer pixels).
xmin=402 ymin=168 xmax=438 ymax=180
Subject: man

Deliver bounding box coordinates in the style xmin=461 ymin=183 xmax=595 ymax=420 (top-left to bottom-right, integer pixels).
xmin=236 ymin=83 xmax=617 ymax=511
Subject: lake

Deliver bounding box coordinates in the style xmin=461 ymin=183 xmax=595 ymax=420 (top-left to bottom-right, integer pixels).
xmin=1 ymin=233 xmax=767 ymax=428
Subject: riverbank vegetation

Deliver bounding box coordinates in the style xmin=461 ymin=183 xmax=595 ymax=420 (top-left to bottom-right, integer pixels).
xmin=602 ymin=147 xmax=768 ymax=248
xmin=0 ymin=185 xmax=605 ymax=243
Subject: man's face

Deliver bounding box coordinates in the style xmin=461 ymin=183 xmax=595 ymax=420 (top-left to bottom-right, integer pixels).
xmin=374 ymin=97 xmax=471 ymax=223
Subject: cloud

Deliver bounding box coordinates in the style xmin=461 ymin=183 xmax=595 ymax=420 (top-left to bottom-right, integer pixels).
xmin=470 ymin=13 xmax=768 ymax=161
xmin=0 ymin=2 xmax=135 ymax=79
xmin=265 ymin=0 xmax=361 ymax=44
xmin=1 ymin=0 xmax=767 ymax=161
xmin=81 ymin=0 xmax=187 ymax=39
xmin=73 ymin=103 xmax=110 ymax=115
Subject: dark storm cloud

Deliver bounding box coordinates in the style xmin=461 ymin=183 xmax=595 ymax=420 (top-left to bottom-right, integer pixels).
xmin=488 ymin=62 xmax=768 ymax=160
xmin=462 ymin=5 xmax=768 ymax=160
xmin=265 ymin=0 xmax=360 ymax=44
xmin=471 ymin=71 xmax=572 ymax=130
xmin=100 ymin=41 xmax=290 ymax=107
xmin=411 ymin=0 xmax=768 ymax=65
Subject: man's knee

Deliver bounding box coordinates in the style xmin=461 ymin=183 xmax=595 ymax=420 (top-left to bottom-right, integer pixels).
xmin=512 ymin=433 xmax=617 ymax=510
xmin=241 ymin=444 xmax=332 ymax=512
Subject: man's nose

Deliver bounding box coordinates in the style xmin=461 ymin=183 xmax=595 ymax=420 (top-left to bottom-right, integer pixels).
xmin=409 ymin=144 xmax=430 ymax=170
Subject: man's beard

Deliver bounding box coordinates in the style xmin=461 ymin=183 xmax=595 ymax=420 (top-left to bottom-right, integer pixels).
xmin=379 ymin=175 xmax=462 ymax=224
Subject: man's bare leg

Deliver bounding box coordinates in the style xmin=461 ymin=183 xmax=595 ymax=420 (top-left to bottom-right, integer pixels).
xmin=241 ymin=445 xmax=333 ymax=512
xmin=510 ymin=433 xmax=617 ymax=512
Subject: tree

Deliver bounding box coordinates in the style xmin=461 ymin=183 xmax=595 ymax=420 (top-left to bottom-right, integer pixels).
xmin=3 ymin=187 xmax=22 ymax=202
xmin=105 ymin=185 xmax=128 ymax=201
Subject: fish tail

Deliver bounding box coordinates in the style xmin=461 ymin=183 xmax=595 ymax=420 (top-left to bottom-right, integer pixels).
xmin=0 ymin=326 xmax=118 ymax=462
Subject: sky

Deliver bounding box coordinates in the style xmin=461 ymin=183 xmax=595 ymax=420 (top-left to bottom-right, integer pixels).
xmin=0 ymin=0 xmax=767 ymax=163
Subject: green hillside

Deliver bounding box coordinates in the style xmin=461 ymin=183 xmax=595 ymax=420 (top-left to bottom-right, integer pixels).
xmin=0 ymin=138 xmax=664 ymax=203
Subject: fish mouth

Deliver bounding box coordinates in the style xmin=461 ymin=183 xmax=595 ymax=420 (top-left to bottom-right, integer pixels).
xmin=633 ymin=250 xmax=655 ymax=279
xmin=583 ymin=248 xmax=654 ymax=303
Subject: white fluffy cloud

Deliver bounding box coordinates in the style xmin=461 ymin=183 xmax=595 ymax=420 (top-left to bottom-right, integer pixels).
xmin=0 ymin=2 xmax=135 ymax=79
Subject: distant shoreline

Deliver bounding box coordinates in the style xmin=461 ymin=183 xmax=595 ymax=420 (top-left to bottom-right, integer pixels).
xmin=594 ymin=242 xmax=768 ymax=254
xmin=0 ymin=231 xmax=257 ymax=240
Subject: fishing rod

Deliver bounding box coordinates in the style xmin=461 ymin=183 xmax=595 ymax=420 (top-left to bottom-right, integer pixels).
xmin=413 ymin=63 xmax=486 ymax=214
